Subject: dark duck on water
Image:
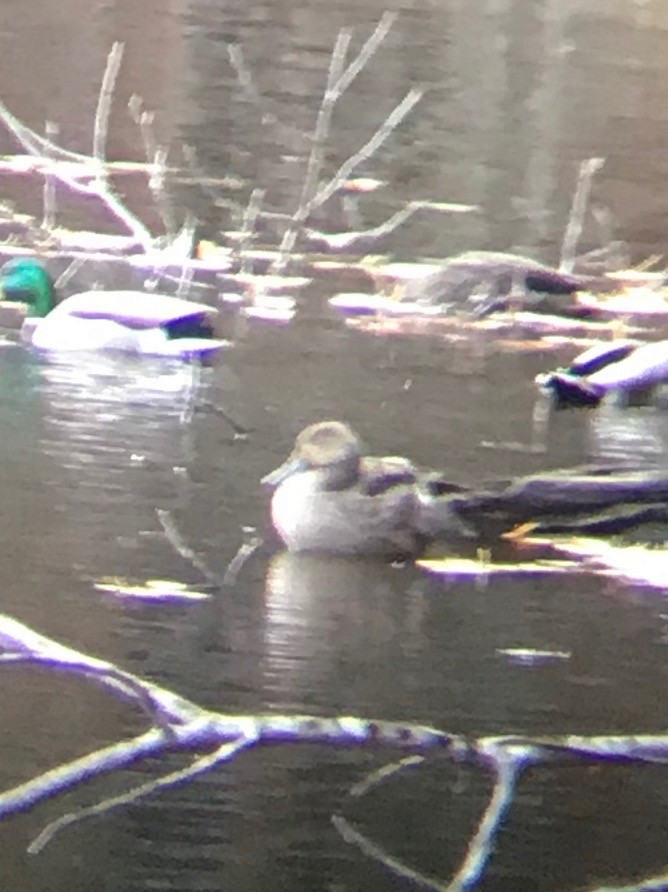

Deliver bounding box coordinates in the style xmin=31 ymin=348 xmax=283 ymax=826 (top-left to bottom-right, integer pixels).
xmin=399 ymin=250 xmax=616 ymax=317
xmin=536 ymin=339 xmax=668 ymax=407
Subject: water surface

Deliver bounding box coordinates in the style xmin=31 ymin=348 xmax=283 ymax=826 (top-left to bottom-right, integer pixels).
xmin=0 ymin=2 xmax=666 ymax=891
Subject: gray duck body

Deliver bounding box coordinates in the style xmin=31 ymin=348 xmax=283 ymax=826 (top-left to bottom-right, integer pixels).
xmin=401 ymin=250 xmax=611 ymax=316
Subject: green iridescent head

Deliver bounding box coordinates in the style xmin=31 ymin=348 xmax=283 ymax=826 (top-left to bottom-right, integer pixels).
xmin=0 ymin=258 xmax=56 ymax=318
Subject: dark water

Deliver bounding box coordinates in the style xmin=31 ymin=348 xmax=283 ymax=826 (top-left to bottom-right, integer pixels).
xmin=0 ymin=2 xmax=666 ymax=891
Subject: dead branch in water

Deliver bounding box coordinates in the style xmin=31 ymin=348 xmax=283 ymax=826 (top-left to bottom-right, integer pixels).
xmin=303 ymin=199 xmax=478 ymax=253
xmin=0 ymin=43 xmax=164 ymax=252
xmin=0 ymin=613 xmax=664 ymax=892
xmin=0 ymin=22 xmax=474 ymax=284
xmin=560 ymin=157 xmax=606 ymax=274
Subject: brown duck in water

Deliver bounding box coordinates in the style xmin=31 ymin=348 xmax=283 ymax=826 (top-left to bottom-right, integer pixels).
xmin=262 ymin=421 xmax=474 ymax=557
xmin=400 ymin=251 xmax=616 ymax=317
xmin=262 ymin=422 xmax=668 ymax=557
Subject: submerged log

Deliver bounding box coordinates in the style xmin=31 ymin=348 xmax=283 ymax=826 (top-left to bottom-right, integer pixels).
xmin=432 ymin=466 xmax=668 ymax=539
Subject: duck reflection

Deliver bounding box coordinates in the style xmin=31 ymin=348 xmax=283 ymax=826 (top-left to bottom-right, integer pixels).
xmin=262 ymin=551 xmax=429 ymax=711
xmin=0 ymin=350 xmax=210 ymax=619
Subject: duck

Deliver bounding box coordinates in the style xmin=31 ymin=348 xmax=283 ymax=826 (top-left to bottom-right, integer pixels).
xmin=536 ymin=339 xmax=668 ymax=406
xmin=261 ymin=421 xmax=475 ymax=557
xmin=0 ymin=257 xmax=228 ymax=357
xmin=262 ymin=421 xmax=668 ymax=556
xmin=399 ymin=250 xmax=615 ymax=317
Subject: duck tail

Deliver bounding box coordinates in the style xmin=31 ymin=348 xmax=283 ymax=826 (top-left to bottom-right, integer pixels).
xmin=536 ymin=371 xmax=603 ymax=407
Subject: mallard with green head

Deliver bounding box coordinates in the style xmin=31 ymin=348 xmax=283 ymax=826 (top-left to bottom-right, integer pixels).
xmin=0 ymin=258 xmax=227 ymax=357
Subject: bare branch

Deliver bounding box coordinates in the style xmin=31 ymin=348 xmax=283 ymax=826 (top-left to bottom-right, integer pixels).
xmin=0 ymin=97 xmax=91 ymax=163
xmin=42 ymin=120 xmax=58 ymax=229
xmin=222 ymin=530 xmax=263 ymax=586
xmin=313 ymin=87 xmax=423 ymax=211
xmin=156 ymin=508 xmax=223 ymax=587
xmin=93 ymin=42 xmax=124 ymax=163
xmin=334 ymin=12 xmax=397 ymax=97
xmin=274 ymin=85 xmax=423 ymax=271
xmin=29 ymin=739 xmax=250 ymax=854
xmin=560 ymin=157 xmax=605 ymax=273
xmin=0 ymin=730 xmax=166 ymax=822
xmin=238 ymin=187 xmax=265 ymax=273
xmin=304 ymin=199 xmax=477 ymax=253
xmin=333 ymin=813 xmax=446 ymax=891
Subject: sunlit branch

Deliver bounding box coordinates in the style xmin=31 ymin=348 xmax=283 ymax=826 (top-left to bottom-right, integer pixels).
xmin=238 ymin=187 xmax=265 ymax=273
xmin=156 ymin=508 xmax=223 ymax=587
xmin=274 ymin=85 xmax=423 ymax=270
xmin=333 ymin=814 xmax=448 ymax=892
xmin=222 ymin=531 xmax=263 ymax=586
xmin=273 ymin=14 xmax=411 ymax=271
xmin=42 ymin=120 xmax=58 ymax=229
xmin=304 ymin=199 xmax=478 ymax=253
xmin=28 ymin=739 xmax=251 ymax=854
xmin=0 ymin=610 xmax=666 ymax=890
xmin=560 ymin=157 xmax=605 ymax=273
xmin=93 ymin=42 xmax=124 ymax=163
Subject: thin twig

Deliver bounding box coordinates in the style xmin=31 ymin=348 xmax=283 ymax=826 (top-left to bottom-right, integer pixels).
xmin=0 ymin=98 xmax=91 ymax=163
xmin=333 ymin=814 xmax=447 ymax=892
xmin=333 ymin=12 xmax=397 ymax=96
xmin=312 ymin=88 xmax=423 ymax=212
xmin=156 ymin=508 xmax=223 ymax=587
xmin=273 ymin=85 xmax=422 ymax=271
xmin=29 ymin=739 xmax=250 ymax=854
xmin=304 ymin=199 xmax=477 ymax=252
xmin=129 ymin=95 xmax=177 ymax=237
xmin=42 ymin=120 xmax=58 ymax=230
xmin=222 ymin=531 xmax=263 ymax=586
xmin=560 ymin=157 xmax=605 ymax=273
xmin=93 ymin=42 xmax=124 ymax=163
xmin=54 ymin=257 xmax=88 ymax=291
xmin=272 ymin=14 xmax=402 ymax=272
xmin=195 ymin=400 xmax=249 ymax=437
xmin=349 ymin=754 xmax=425 ymax=797
xmin=238 ymin=187 xmax=265 ymax=273
xmin=446 ymin=754 xmax=524 ymax=892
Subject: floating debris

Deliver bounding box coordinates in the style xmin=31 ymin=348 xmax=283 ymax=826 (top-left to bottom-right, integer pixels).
xmin=577 ymin=288 xmax=668 ymax=317
xmin=225 ymin=272 xmax=311 ymax=293
xmin=341 ymin=177 xmax=386 ymax=193
xmin=516 ymin=536 xmax=668 ymax=590
xmin=52 ymin=229 xmax=140 ymax=253
xmin=417 ymin=557 xmax=569 ymax=578
xmin=219 ymin=291 xmax=296 ymax=322
xmin=497 ymin=647 xmax=572 ymax=665
xmin=329 ymin=292 xmax=442 ymax=317
xmin=94 ymin=577 xmax=210 ymax=602
xmin=243 ymin=294 xmax=296 ymax=323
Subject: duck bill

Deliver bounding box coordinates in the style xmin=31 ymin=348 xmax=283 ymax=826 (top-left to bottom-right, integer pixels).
xmin=261 ymin=457 xmax=308 ymax=487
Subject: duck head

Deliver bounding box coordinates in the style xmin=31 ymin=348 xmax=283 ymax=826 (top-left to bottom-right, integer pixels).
xmin=0 ymin=258 xmax=56 ymax=317
xmin=262 ymin=421 xmax=363 ymax=492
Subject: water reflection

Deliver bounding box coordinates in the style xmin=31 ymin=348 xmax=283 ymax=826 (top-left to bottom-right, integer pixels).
xmin=263 ymin=552 xmax=416 ymax=713
xmin=2 ymin=0 xmax=668 ymax=887
xmin=587 ymin=401 xmax=668 ymax=468
xmin=0 ymin=348 xmax=211 ymax=627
